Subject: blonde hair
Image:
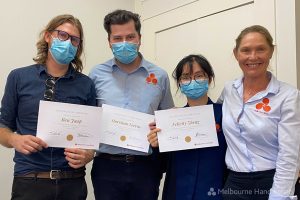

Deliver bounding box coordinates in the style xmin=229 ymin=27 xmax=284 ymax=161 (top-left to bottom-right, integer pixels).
xmin=235 ymin=25 xmax=274 ymax=50
xmin=33 ymin=14 xmax=84 ymax=72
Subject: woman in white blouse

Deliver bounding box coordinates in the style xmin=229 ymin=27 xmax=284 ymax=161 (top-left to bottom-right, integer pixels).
xmin=218 ymin=25 xmax=300 ymax=200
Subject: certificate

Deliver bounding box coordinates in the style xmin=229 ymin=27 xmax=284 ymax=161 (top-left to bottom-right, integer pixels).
xmin=100 ymin=104 xmax=154 ymax=153
xmin=37 ymin=101 xmax=102 ymax=149
xmin=155 ymin=105 xmax=218 ymax=152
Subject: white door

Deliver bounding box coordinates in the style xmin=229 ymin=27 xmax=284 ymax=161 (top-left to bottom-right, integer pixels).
xmin=136 ymin=0 xmax=277 ymax=106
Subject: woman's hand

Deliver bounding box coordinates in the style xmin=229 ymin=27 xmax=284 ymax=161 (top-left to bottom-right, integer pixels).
xmin=147 ymin=121 xmax=161 ymax=148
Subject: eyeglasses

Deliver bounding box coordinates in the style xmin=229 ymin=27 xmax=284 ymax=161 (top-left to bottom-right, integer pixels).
xmin=179 ymin=73 xmax=208 ymax=86
xmin=44 ymin=77 xmax=56 ymax=101
xmin=52 ymin=30 xmax=81 ymax=47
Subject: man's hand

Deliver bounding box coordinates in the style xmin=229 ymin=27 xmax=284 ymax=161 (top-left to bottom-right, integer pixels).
xmin=64 ymin=148 xmax=95 ymax=169
xmin=8 ymin=134 xmax=48 ymax=155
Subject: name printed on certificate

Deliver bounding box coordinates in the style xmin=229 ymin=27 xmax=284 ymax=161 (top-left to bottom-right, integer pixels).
xmin=155 ymin=105 xmax=218 ymax=152
xmin=100 ymin=104 xmax=154 ymax=153
xmin=37 ymin=100 xmax=102 ymax=149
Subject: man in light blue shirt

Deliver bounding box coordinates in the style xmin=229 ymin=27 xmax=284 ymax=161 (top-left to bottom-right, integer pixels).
xmin=89 ymin=9 xmax=174 ymax=200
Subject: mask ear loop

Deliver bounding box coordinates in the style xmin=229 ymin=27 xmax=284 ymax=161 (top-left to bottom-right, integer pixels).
xmin=50 ymin=34 xmax=59 ymax=41
xmin=49 ymin=35 xmax=59 ymax=50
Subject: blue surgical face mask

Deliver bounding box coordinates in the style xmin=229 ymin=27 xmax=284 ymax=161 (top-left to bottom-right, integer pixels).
xmin=111 ymin=42 xmax=138 ymax=64
xmin=49 ymin=38 xmax=77 ymax=65
xmin=180 ymin=80 xmax=209 ymax=99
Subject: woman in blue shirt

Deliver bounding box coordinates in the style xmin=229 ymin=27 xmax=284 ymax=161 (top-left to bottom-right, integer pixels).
xmin=148 ymin=54 xmax=227 ymax=200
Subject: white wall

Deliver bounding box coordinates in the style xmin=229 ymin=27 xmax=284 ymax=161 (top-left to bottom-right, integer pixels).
xmin=135 ymin=0 xmax=281 ymax=107
xmin=1 ymin=0 xmax=299 ymax=199
xmin=135 ymin=0 xmax=299 ymax=108
xmin=154 ymin=3 xmax=255 ymax=106
xmin=275 ymin=0 xmax=299 ymax=88
xmin=297 ymin=0 xmax=300 ymax=89
xmin=0 ymin=1 xmax=134 ymax=199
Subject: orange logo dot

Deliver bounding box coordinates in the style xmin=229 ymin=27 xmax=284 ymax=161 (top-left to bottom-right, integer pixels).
xmin=152 ymin=78 xmax=157 ymax=84
xmin=216 ymin=124 xmax=220 ymax=132
xmin=256 ymin=103 xmax=264 ymax=109
xmin=262 ymin=98 xmax=269 ymax=104
xmin=146 ymin=77 xmax=151 ymax=83
xmin=150 ymin=73 xmax=155 ymax=78
xmin=263 ymin=105 xmax=271 ymax=112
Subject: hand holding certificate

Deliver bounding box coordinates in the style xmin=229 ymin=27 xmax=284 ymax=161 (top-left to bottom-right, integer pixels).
xmin=36 ymin=101 xmax=154 ymax=152
xmin=155 ymin=105 xmax=218 ymax=152
xmin=100 ymin=104 xmax=154 ymax=153
xmin=37 ymin=101 xmax=102 ymax=149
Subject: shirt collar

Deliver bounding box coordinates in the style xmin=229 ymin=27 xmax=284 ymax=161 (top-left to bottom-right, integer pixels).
xmin=184 ymin=97 xmax=214 ymax=107
xmin=38 ymin=64 xmax=76 ymax=79
xmin=266 ymin=72 xmax=280 ymax=94
xmin=232 ymin=71 xmax=279 ymax=95
xmin=111 ymin=53 xmax=150 ymax=73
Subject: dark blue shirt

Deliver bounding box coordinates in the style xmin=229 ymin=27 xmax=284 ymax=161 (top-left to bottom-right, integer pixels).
xmin=0 ymin=64 xmax=96 ymax=175
xmin=162 ymin=98 xmax=227 ymax=200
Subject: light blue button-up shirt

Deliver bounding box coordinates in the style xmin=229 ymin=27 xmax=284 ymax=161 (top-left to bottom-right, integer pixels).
xmin=89 ymin=55 xmax=174 ymax=156
xmin=218 ymin=72 xmax=300 ymax=200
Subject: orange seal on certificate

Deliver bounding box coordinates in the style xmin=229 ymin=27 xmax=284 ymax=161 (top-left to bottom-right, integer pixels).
xmin=66 ymin=134 xmax=73 ymax=141
xmin=120 ymin=135 xmax=126 ymax=141
xmin=185 ymin=136 xmax=191 ymax=143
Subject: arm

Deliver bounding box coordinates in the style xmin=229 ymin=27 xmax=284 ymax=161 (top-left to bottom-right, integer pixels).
xmin=269 ymin=90 xmax=300 ymax=200
xmin=0 ymin=127 xmax=48 ymax=154
xmin=0 ymin=127 xmax=16 ymax=148
xmin=217 ymin=87 xmax=225 ymax=104
xmin=0 ymin=70 xmax=47 ymax=154
xmin=158 ymin=73 xmax=174 ymax=110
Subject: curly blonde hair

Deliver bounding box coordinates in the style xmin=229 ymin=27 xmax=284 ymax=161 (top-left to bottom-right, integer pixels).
xmin=33 ymin=14 xmax=84 ymax=72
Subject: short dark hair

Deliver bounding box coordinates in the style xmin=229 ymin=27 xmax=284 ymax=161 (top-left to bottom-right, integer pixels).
xmin=172 ymin=54 xmax=215 ymax=88
xmin=104 ymin=9 xmax=141 ymax=38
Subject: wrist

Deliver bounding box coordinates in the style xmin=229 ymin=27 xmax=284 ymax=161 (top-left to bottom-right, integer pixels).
xmin=7 ymin=132 xmax=18 ymax=148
